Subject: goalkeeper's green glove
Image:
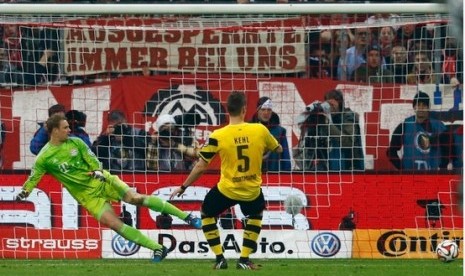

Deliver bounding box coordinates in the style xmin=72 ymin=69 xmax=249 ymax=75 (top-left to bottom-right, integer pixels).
xmin=91 ymin=170 xmax=106 ymax=182
xmin=16 ymin=190 xmax=30 ymax=201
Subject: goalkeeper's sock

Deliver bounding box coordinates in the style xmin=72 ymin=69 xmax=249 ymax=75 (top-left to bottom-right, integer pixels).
xmin=202 ymin=216 xmax=224 ymax=256
xmin=117 ymin=224 xmax=161 ymax=251
xmin=142 ymin=196 xmax=188 ymax=220
xmin=240 ymin=216 xmax=262 ymax=258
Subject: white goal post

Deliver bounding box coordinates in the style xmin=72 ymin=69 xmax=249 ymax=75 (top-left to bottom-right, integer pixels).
xmin=0 ymin=3 xmax=449 ymax=15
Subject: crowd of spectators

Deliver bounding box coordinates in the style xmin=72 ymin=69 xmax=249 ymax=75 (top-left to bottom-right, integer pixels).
xmin=0 ymin=4 xmax=460 ymax=86
xmin=309 ymin=20 xmax=462 ymax=85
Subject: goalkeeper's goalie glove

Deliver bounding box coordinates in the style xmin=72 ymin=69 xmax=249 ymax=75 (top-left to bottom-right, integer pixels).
xmin=91 ymin=170 xmax=106 ymax=182
xmin=16 ymin=190 xmax=30 ymax=201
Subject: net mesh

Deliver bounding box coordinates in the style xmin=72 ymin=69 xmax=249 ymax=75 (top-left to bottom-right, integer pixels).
xmin=0 ymin=8 xmax=462 ymax=260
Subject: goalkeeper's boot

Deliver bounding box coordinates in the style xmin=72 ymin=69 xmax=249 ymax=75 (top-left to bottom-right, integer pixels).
xmin=213 ymin=258 xmax=228 ymax=270
xmin=185 ymin=214 xmax=202 ymax=229
xmin=152 ymin=246 xmax=168 ymax=263
xmin=236 ymin=259 xmax=259 ymax=270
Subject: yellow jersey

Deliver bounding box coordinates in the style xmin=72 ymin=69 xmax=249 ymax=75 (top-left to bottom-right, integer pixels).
xmin=199 ymin=122 xmax=280 ymax=201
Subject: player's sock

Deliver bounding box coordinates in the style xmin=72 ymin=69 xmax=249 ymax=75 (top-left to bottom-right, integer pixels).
xmin=117 ymin=223 xmax=161 ymax=251
xmin=142 ymin=196 xmax=188 ymax=220
xmin=240 ymin=216 xmax=262 ymax=258
xmin=202 ymin=216 xmax=223 ymax=256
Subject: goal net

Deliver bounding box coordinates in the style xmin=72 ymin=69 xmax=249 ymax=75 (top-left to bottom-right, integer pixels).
xmin=0 ymin=3 xmax=462 ymax=261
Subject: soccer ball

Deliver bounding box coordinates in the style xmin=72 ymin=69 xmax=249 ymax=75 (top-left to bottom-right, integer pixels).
xmin=284 ymin=194 xmax=304 ymax=215
xmin=436 ymin=240 xmax=459 ymax=262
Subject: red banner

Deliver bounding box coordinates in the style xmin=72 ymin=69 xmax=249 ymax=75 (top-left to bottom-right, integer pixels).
xmin=0 ymin=228 xmax=101 ymax=259
xmin=0 ymin=173 xmax=461 ymax=230
xmin=0 ymin=75 xmax=461 ymax=171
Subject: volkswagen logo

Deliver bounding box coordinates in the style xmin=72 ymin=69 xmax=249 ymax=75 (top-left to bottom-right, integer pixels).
xmin=311 ymin=232 xmax=341 ymax=257
xmin=111 ymin=234 xmax=140 ymax=256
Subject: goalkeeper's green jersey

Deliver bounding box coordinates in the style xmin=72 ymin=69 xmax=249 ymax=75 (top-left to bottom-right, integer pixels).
xmin=23 ymin=137 xmax=103 ymax=203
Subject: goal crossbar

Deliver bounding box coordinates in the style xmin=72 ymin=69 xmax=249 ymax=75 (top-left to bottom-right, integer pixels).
xmin=0 ymin=3 xmax=449 ymax=15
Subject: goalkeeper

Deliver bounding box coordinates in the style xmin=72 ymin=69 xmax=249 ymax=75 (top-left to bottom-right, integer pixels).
xmin=16 ymin=114 xmax=201 ymax=262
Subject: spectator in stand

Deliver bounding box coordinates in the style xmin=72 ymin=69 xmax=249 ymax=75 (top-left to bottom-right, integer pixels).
xmin=337 ymin=27 xmax=372 ymax=81
xmin=66 ymin=110 xmax=92 ymax=147
xmin=308 ymin=45 xmax=331 ymax=79
xmin=442 ymin=36 xmax=463 ymax=85
xmin=30 ymin=104 xmax=66 ymax=155
xmin=387 ymin=91 xmax=449 ymax=171
xmin=396 ymin=23 xmax=418 ymax=49
xmin=385 ymin=45 xmax=409 ymax=84
xmin=146 ymin=114 xmax=199 ymax=172
xmin=406 ymin=52 xmax=438 ymax=85
xmin=3 ymin=24 xmax=23 ymax=84
xmin=352 ymin=45 xmax=393 ymax=83
xmin=327 ymin=29 xmax=352 ymax=80
xmin=0 ymin=47 xmax=6 ymax=84
xmin=250 ymin=97 xmax=291 ymax=172
xmin=92 ymin=110 xmax=148 ymax=173
xmin=378 ymin=26 xmax=396 ymax=65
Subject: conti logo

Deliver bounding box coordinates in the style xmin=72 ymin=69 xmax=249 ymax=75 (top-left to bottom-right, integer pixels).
xmin=377 ymin=230 xmax=462 ymax=257
xmin=311 ymin=232 xmax=341 ymax=257
xmin=111 ymin=234 xmax=140 ymax=256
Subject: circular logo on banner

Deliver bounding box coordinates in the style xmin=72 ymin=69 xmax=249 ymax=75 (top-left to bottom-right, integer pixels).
xmin=310 ymin=232 xmax=341 ymax=257
xmin=111 ymin=234 xmax=140 ymax=256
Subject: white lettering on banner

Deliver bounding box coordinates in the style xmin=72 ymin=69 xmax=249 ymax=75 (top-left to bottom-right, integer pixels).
xmin=0 ymin=187 xmax=51 ymax=229
xmin=62 ymin=189 xmax=79 ymax=229
xmin=11 ymin=86 xmax=111 ymax=170
xmin=0 ymin=186 xmax=308 ymax=230
xmin=335 ymin=84 xmax=374 ymax=170
xmin=12 ymin=89 xmax=57 ymax=169
xmin=155 ymin=186 xmax=310 ymax=230
xmin=101 ymin=230 xmax=353 ymax=259
xmin=71 ymin=86 xmax=112 ymax=144
xmin=0 ymin=187 xmax=78 ymax=229
xmin=258 ymin=81 xmax=305 ymax=170
xmin=5 ymin=237 xmax=99 ymax=250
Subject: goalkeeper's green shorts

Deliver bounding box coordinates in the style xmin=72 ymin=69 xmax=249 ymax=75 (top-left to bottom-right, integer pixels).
xmin=80 ymin=172 xmax=131 ymax=220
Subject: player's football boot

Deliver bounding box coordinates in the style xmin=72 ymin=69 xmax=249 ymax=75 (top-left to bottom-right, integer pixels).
xmin=213 ymin=258 xmax=228 ymax=270
xmin=152 ymin=246 xmax=168 ymax=263
xmin=236 ymin=260 xmax=259 ymax=270
xmin=185 ymin=214 xmax=202 ymax=229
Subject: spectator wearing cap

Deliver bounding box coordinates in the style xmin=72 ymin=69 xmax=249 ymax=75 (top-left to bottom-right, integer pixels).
xmin=146 ymin=114 xmax=199 ymax=172
xmin=92 ymin=109 xmax=148 ymax=172
xmin=66 ymin=110 xmax=91 ymax=147
xmin=250 ymin=97 xmax=291 ymax=172
xmin=352 ymin=45 xmax=393 ymax=83
xmin=387 ymin=91 xmax=449 ymax=171
xmin=29 ymin=104 xmax=66 ymax=155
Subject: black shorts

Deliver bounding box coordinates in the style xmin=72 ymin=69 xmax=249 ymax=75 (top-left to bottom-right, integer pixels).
xmin=201 ymin=185 xmax=266 ymax=217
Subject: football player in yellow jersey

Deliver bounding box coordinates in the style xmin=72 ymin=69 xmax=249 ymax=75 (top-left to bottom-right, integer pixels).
xmin=170 ymin=91 xmax=283 ymax=270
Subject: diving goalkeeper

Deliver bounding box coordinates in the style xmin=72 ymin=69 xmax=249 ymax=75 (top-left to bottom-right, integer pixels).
xmin=15 ymin=114 xmax=201 ymax=262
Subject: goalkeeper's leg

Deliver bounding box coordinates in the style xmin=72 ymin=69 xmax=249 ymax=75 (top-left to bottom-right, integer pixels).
xmin=98 ymin=205 xmax=162 ymax=252
xmin=127 ymin=192 xmax=202 ymax=229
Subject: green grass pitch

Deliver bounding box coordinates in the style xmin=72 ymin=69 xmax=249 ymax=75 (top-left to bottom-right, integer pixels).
xmin=0 ymin=259 xmax=462 ymax=276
